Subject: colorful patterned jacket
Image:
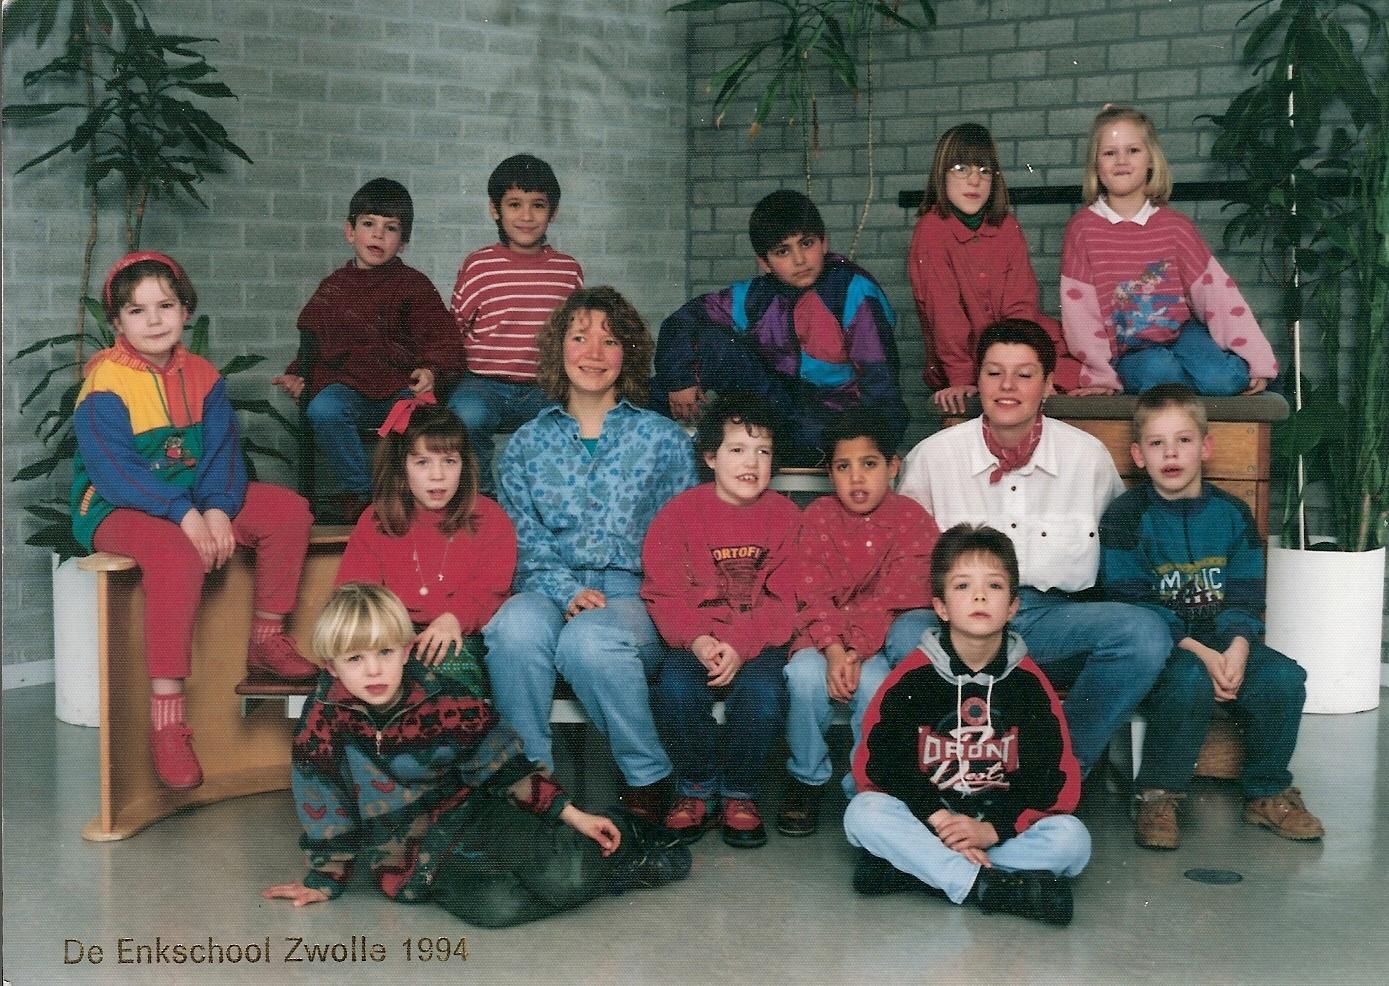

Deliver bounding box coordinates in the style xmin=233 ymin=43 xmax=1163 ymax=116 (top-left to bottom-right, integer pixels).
xmin=71 ymin=339 xmax=246 ymax=550
xmin=291 ymin=662 xmax=569 ymax=901
xmin=655 ymin=254 xmax=908 ymax=448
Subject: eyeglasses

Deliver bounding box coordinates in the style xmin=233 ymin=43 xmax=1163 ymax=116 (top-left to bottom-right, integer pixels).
xmin=947 ymin=163 xmax=995 ymax=179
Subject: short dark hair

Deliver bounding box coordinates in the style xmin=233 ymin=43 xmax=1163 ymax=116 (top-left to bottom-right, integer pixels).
xmin=974 ymin=318 xmax=1057 ymax=378
xmin=931 ymin=524 xmax=1020 ymax=599
xmin=821 ymin=407 xmax=897 ymax=463
xmin=104 ymin=258 xmax=198 ymax=321
xmin=348 ymin=177 xmax=414 ymax=242
xmin=694 ymin=393 xmax=780 ymax=476
xmin=489 ymin=154 xmax=561 ymax=205
xmin=748 ymin=189 xmax=826 ymax=258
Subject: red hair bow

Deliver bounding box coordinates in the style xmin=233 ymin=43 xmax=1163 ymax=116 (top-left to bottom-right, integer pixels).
xmin=376 ymin=391 xmax=437 ymax=436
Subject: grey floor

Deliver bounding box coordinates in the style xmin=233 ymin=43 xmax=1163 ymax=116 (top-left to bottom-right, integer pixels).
xmin=3 ymin=682 xmax=1387 ymax=986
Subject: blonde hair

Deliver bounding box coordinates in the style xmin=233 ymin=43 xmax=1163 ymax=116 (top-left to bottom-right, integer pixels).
xmin=309 ymin=582 xmax=414 ymax=668
xmin=1131 ymin=383 xmax=1209 ymax=441
xmin=1083 ymin=105 xmax=1172 ymax=206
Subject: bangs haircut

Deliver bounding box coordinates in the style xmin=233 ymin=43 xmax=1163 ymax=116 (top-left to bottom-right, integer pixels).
xmin=348 ymin=177 xmax=415 ymax=242
xmin=694 ymin=393 xmax=779 ymax=477
xmin=1083 ymin=105 xmax=1172 ymax=207
xmin=104 ymin=260 xmax=198 ymax=322
xmin=975 ymin=318 xmax=1057 ymax=378
xmin=371 ymin=404 xmax=479 ymax=537
xmin=930 ymin=524 xmax=1020 ymax=599
xmin=748 ymin=189 xmax=826 ymax=258
xmin=535 ymin=286 xmax=654 ymax=406
xmin=1131 ymin=382 xmax=1208 ymax=441
xmin=310 ymin=582 xmax=414 ymax=668
xmin=821 ymin=406 xmax=897 ymax=462
xmin=920 ymin=122 xmax=1009 ymax=225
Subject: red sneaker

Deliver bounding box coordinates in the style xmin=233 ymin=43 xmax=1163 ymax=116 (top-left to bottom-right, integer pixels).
xmin=662 ymin=796 xmax=714 ymax=845
xmin=149 ymin=723 xmax=203 ymax=790
xmin=247 ymin=632 xmax=318 ymax=681
xmin=720 ymin=798 xmax=767 ymax=848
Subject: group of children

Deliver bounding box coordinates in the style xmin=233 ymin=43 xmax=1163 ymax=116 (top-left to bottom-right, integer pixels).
xmin=68 ymin=103 xmax=1318 ymax=931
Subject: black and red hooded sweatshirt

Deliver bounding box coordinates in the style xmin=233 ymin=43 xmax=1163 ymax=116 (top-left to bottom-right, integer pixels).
xmin=853 ymin=629 xmax=1081 ymax=838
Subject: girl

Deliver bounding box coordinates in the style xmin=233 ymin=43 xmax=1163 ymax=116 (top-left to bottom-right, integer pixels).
xmin=72 ymin=252 xmax=314 ymax=790
xmin=908 ymin=123 xmax=1084 ymax=414
xmin=334 ymin=397 xmax=516 ymax=688
xmin=486 ymin=286 xmax=698 ymax=823
xmin=1060 ymin=105 xmax=1278 ymax=396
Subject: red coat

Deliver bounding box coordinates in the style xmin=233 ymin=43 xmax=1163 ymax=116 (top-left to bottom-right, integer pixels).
xmin=335 ymin=498 xmax=516 ymax=632
xmin=907 ymin=210 xmax=1081 ymax=392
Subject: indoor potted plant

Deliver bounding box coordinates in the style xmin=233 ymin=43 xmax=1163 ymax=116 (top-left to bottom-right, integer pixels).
xmin=1209 ymin=0 xmax=1387 ymax=712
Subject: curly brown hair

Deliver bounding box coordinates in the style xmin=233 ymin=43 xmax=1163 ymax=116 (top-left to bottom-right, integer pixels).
xmin=535 ymin=286 xmax=654 ymax=406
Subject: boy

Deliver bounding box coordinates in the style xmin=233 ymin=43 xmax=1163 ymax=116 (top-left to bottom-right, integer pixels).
xmin=448 ymin=154 xmax=584 ymax=493
xmin=846 ymin=525 xmax=1089 ymax=926
xmin=642 ymin=395 xmax=800 ymax=847
xmin=273 ymin=178 xmax=462 ymax=521
xmin=1100 ymin=384 xmax=1323 ymax=849
xmin=262 ymin=582 xmax=691 ymax=928
xmin=653 ymin=189 xmax=908 ymax=466
xmin=780 ymin=408 xmax=940 ymax=837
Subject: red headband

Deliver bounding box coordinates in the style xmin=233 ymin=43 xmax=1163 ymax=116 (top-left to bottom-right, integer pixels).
xmin=102 ymin=251 xmax=187 ymax=309
xmin=376 ymin=391 xmax=438 ymax=437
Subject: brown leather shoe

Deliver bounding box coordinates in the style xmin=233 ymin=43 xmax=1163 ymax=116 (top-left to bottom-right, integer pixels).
xmin=776 ymin=777 xmax=822 ymax=837
xmin=1134 ymin=788 xmax=1182 ymax=850
xmin=1244 ymin=787 xmax=1325 ymax=841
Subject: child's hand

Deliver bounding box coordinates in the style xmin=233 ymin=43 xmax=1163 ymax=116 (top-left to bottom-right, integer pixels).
xmin=1182 ymin=637 xmax=1238 ymax=701
xmin=271 ymin=374 xmax=306 ymax=400
xmin=1217 ymin=636 xmax=1250 ymax=697
xmin=179 ymin=509 xmax=219 ymax=572
xmin=560 ymin=804 xmax=622 ymax=857
xmin=931 ymin=811 xmax=999 ymax=852
xmin=932 ymin=385 xmax=978 ymax=416
xmin=667 ymin=385 xmax=706 ymax=422
xmin=825 ymin=644 xmax=861 ymax=703
xmin=1068 ymin=385 xmax=1121 ymax=397
xmin=706 ymin=643 xmax=744 ymax=687
xmin=691 ymin=635 xmax=723 ymax=671
xmin=203 ymin=508 xmax=236 ymax=569
xmin=1243 ymin=378 xmax=1270 ymax=396
xmin=565 ymin=588 xmax=606 ymax=620
xmin=261 ymin=882 xmax=330 ymax=907
xmin=414 ymin=613 xmax=463 ymax=666
xmin=409 ymin=368 xmax=435 ymax=395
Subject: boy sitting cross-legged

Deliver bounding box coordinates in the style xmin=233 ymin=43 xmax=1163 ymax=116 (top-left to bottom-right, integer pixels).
xmin=845 ymin=524 xmax=1090 ymax=926
xmin=447 ymin=154 xmax=584 ymax=494
xmin=1100 ymin=383 xmax=1323 ymax=850
xmin=778 ymin=407 xmax=940 ymax=837
xmin=273 ymin=178 xmax=463 ymax=522
xmin=642 ymin=394 xmax=801 ymax=848
xmin=262 ymin=582 xmax=690 ymax=928
xmin=653 ymin=189 xmax=908 ymax=466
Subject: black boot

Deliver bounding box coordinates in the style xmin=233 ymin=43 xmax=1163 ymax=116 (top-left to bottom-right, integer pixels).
xmin=852 ymin=848 xmax=929 ymax=895
xmin=609 ymin=811 xmax=693 ymax=895
xmin=621 ymin=774 xmax=676 ymax=827
xmin=972 ymin=868 xmax=1073 ymax=926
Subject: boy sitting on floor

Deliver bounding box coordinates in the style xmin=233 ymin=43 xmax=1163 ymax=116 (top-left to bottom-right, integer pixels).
xmin=1099 ymin=383 xmax=1323 ymax=850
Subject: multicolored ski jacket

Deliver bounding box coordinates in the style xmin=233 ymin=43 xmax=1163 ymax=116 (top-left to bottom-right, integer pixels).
xmin=71 ymin=339 xmax=246 ymax=550
xmin=655 ymin=254 xmax=908 ymax=446
xmin=291 ymin=663 xmax=569 ymax=900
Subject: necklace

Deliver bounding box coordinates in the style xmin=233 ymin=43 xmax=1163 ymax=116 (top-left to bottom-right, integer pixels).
xmin=409 ymin=528 xmax=455 ymax=597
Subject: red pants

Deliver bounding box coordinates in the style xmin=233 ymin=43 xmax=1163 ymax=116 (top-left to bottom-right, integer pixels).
xmin=92 ymin=482 xmax=312 ymax=680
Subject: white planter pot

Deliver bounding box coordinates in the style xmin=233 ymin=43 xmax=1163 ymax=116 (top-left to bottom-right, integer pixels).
xmin=52 ymin=553 xmax=100 ymax=727
xmin=1265 ymin=542 xmax=1385 ymax=714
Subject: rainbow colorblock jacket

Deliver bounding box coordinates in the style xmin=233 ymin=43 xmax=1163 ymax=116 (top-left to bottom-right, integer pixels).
xmin=71 ymin=338 xmax=247 ymax=551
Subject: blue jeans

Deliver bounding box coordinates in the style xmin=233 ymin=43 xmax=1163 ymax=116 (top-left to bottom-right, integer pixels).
xmin=784 ymin=647 xmax=891 ymax=797
xmin=447 ymin=374 xmax=554 ymax=495
xmin=844 ymin=792 xmax=1091 ymax=904
xmin=1137 ymin=639 xmax=1305 ymax=798
xmin=1116 ymin=321 xmax=1251 ymax=396
xmin=885 ymin=591 xmax=1170 ymax=775
xmin=304 ymin=384 xmax=410 ymax=495
xmin=482 ymin=570 xmax=671 ymax=786
xmin=653 ymin=647 xmax=788 ymax=801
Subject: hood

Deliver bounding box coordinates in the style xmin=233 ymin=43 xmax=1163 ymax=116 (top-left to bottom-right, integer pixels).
xmin=916 ymin=628 xmax=1029 ymax=684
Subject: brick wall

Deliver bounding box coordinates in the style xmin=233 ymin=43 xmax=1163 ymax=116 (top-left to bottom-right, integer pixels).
xmin=1 ymin=0 xmax=688 ymax=674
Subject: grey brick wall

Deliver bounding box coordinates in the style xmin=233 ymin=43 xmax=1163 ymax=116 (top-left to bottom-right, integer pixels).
xmin=2 ymin=0 xmax=688 ymax=673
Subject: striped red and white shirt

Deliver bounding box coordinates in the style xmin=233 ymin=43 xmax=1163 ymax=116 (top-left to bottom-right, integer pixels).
xmin=450 ymin=243 xmax=583 ymax=381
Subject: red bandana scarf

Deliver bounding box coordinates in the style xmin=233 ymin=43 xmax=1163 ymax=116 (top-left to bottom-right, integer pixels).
xmin=982 ymin=415 xmax=1044 ymax=484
